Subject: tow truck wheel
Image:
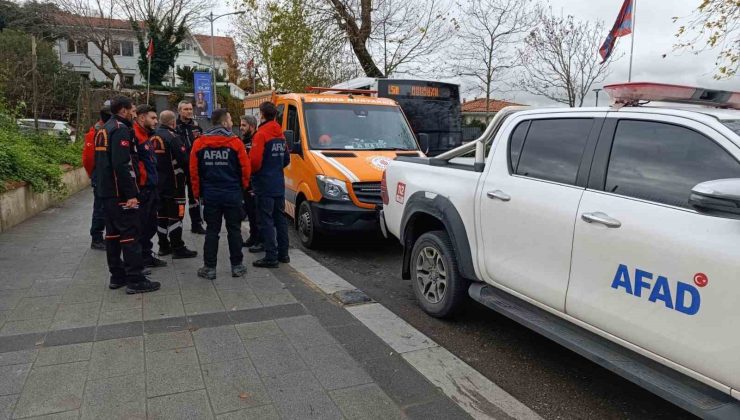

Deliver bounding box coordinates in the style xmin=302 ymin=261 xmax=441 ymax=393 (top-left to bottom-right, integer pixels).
xmin=297 ymin=200 xmax=321 ymax=248
xmin=410 ymin=230 xmax=469 ymax=318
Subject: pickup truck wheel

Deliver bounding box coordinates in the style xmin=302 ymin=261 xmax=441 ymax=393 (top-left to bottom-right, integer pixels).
xmin=297 ymin=200 xmax=321 ymax=248
xmin=410 ymin=230 xmax=468 ymax=318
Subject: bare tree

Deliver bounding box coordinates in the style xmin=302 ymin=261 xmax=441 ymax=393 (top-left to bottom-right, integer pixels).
xmin=55 ymin=0 xmax=127 ymax=83
xmin=325 ymin=0 xmax=453 ymax=77
xmin=673 ymin=0 xmax=739 ymax=79
xmin=454 ymin=0 xmax=535 ymax=122
xmin=518 ymin=10 xmax=616 ymax=107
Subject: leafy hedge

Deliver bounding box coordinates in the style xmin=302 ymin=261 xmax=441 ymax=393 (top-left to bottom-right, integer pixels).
xmin=0 ymin=111 xmax=82 ymax=194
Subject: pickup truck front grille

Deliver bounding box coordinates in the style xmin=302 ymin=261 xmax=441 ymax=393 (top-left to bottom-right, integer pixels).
xmin=352 ymin=182 xmax=383 ymax=205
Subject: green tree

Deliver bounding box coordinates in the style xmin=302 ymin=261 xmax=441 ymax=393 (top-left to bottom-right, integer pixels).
xmin=131 ymin=17 xmax=187 ymax=86
xmin=0 ymin=29 xmax=81 ymax=121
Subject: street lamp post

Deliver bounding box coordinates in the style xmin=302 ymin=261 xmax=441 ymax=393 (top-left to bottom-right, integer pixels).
xmin=593 ymin=88 xmax=603 ymax=107
xmin=207 ymin=10 xmax=245 ymax=110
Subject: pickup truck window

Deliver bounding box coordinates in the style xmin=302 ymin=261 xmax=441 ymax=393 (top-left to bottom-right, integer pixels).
xmin=515 ymin=119 xmax=593 ymax=186
xmin=606 ymin=120 xmax=740 ymax=208
xmin=508 ymin=121 xmax=530 ymax=173
xmin=287 ymin=104 xmax=301 ymax=143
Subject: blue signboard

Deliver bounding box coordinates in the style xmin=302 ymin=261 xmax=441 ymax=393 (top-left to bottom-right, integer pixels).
xmin=193 ymin=71 xmax=213 ymax=118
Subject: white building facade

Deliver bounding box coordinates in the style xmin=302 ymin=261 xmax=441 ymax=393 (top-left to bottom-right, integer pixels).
xmin=54 ymin=17 xmax=235 ymax=87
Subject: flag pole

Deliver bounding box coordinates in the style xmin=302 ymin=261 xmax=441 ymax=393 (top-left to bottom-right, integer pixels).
xmin=628 ymin=0 xmax=637 ymax=82
xmin=146 ymin=55 xmax=152 ymax=104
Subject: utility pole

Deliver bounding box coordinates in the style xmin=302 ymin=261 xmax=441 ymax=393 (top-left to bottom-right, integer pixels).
xmin=207 ymin=10 xmax=245 ymax=111
xmin=31 ymin=35 xmax=39 ymax=133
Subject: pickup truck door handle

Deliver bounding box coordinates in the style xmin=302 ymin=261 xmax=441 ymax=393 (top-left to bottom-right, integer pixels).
xmin=581 ymin=212 xmax=621 ymax=228
xmin=486 ymin=190 xmax=511 ymax=202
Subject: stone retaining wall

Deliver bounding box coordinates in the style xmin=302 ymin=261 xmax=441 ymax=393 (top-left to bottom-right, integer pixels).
xmin=0 ymin=167 xmax=90 ymax=232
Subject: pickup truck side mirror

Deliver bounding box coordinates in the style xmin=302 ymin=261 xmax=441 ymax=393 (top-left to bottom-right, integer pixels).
xmin=689 ymin=178 xmax=740 ymax=219
xmin=417 ymin=133 xmax=430 ymax=155
xmin=284 ymin=130 xmax=301 ymax=155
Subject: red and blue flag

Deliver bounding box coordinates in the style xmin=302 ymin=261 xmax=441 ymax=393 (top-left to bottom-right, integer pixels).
xmin=599 ymin=0 xmax=633 ymax=62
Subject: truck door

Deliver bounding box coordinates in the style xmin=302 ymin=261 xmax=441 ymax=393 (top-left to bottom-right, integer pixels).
xmin=281 ymin=101 xmax=309 ymax=218
xmin=567 ymin=115 xmax=740 ymax=390
xmin=478 ymin=114 xmax=603 ymax=311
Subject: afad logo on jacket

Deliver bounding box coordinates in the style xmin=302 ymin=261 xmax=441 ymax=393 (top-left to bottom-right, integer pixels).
xmin=203 ymin=148 xmax=230 ymax=166
xmin=611 ymin=264 xmax=705 ymax=316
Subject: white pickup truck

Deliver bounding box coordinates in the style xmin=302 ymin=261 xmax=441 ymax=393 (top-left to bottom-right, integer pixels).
xmin=380 ymin=83 xmax=740 ymax=419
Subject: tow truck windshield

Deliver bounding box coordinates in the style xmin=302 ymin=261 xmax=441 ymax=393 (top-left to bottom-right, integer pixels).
xmin=304 ymin=103 xmax=418 ymax=151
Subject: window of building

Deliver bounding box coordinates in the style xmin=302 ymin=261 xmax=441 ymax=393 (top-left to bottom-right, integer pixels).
xmin=67 ymin=39 xmax=75 ymax=53
xmin=605 ymin=120 xmax=740 ymax=208
xmin=121 ymin=41 xmax=134 ymax=57
xmin=67 ymin=39 xmax=88 ymax=54
xmin=514 ymin=119 xmax=593 ymax=186
xmin=123 ymin=74 xmax=135 ymax=86
xmin=111 ymin=41 xmax=121 ymax=56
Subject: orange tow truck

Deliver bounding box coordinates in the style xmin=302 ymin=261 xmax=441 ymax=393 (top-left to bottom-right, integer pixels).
xmin=244 ymin=88 xmax=424 ymax=247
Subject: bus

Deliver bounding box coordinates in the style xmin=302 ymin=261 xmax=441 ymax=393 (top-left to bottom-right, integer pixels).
xmin=331 ymin=78 xmax=463 ymax=156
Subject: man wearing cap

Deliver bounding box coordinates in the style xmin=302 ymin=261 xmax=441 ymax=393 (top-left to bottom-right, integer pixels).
xmin=82 ymin=100 xmax=112 ymax=250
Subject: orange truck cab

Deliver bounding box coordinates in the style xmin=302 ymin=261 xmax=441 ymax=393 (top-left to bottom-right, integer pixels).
xmin=245 ymin=90 xmax=423 ymax=247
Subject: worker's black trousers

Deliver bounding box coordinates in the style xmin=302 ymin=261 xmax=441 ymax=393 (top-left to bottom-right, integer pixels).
xmin=157 ymin=197 xmax=185 ymax=250
xmin=186 ymin=180 xmax=203 ymax=228
xmin=103 ymin=198 xmax=144 ymax=283
xmin=138 ymin=187 xmax=158 ymax=262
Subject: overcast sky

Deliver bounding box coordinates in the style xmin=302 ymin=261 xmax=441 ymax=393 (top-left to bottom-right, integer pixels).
xmin=210 ymin=0 xmax=739 ymax=106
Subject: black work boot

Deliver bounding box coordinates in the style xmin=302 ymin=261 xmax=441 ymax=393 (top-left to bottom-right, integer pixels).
xmin=197 ymin=266 xmax=217 ymax=280
xmin=248 ymin=243 xmax=265 ymax=253
xmin=158 ymin=244 xmax=172 ymax=256
xmin=172 ymin=246 xmax=198 ymax=259
xmin=91 ymin=238 xmax=106 ymax=251
xmin=253 ymin=258 xmax=279 ymax=268
xmin=143 ymin=254 xmax=168 ymax=268
xmin=109 ymin=277 xmax=127 ymax=290
xmin=191 ymin=224 xmax=206 ymax=235
xmin=126 ymin=278 xmax=161 ymax=294
xmin=278 ymin=255 xmax=290 ymax=264
xmin=242 ymin=236 xmax=258 ymax=248
xmin=231 ymin=264 xmax=247 ymax=277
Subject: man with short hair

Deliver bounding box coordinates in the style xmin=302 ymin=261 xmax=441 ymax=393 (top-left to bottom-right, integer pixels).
xmin=152 ymin=110 xmax=198 ymax=259
xmin=176 ymin=101 xmax=206 ymax=234
xmin=190 ymin=109 xmax=251 ymax=280
xmin=239 ymin=115 xmax=261 ymax=249
xmin=94 ymin=96 xmax=160 ymax=294
xmin=250 ymin=101 xmax=290 ymax=268
xmin=133 ymin=104 xmax=167 ymax=268
xmin=82 ymin=100 xmax=111 ymax=250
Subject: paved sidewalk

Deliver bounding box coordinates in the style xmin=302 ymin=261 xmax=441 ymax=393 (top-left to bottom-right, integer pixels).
xmin=0 ymin=189 xmax=470 ymax=420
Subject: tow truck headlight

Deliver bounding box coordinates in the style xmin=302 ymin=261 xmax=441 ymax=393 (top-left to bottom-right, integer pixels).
xmin=316 ymin=175 xmax=350 ymax=201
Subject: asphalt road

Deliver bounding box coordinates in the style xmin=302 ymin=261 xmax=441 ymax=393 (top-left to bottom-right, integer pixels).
xmin=286 ymin=228 xmax=696 ymax=420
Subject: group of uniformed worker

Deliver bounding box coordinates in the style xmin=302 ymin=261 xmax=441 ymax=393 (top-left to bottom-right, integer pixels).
xmin=82 ymin=96 xmax=290 ymax=294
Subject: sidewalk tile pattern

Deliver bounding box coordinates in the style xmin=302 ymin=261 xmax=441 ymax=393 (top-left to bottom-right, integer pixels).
xmin=0 ymin=190 xmax=470 ymax=419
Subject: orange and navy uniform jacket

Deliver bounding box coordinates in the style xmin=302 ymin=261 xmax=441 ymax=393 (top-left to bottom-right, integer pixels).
xmin=82 ymin=120 xmax=105 ymax=178
xmin=93 ymin=115 xmax=140 ymax=200
xmin=189 ymin=127 xmax=250 ymax=206
xmin=151 ymin=126 xmax=187 ymax=199
xmin=250 ymin=120 xmax=290 ymax=197
xmin=133 ymin=122 xmax=158 ymax=189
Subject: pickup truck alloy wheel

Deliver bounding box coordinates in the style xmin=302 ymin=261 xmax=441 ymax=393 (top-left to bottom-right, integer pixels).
xmin=416 ymin=247 xmax=447 ymax=304
xmin=410 ymin=230 xmax=469 ymax=318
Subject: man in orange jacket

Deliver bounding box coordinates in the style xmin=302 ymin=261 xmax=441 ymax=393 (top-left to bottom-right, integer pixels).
xmin=190 ymin=109 xmax=251 ymax=280
xmin=82 ymin=101 xmax=111 ymax=250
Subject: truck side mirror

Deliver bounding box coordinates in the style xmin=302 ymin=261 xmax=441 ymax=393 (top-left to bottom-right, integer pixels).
xmin=284 ymin=130 xmax=301 ymax=154
xmin=689 ymin=178 xmax=740 ymax=219
xmin=417 ymin=133 xmax=430 ymax=155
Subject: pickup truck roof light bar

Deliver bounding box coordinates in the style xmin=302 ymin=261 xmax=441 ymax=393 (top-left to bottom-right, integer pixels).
xmin=604 ymin=82 xmax=740 ymax=110
xmin=306 ymin=86 xmax=377 ymax=96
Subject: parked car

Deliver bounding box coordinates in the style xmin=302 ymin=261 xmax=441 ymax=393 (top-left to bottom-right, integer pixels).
xmin=380 ymin=82 xmax=740 ymax=419
xmin=17 ymin=119 xmax=76 ymax=142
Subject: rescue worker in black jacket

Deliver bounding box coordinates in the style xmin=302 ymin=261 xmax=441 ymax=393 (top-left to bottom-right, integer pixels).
xmin=133 ymin=104 xmax=167 ymax=268
xmin=175 ymin=100 xmax=206 ymax=234
xmin=93 ymin=96 xmax=160 ymax=294
xmin=152 ymin=110 xmax=198 ymax=259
